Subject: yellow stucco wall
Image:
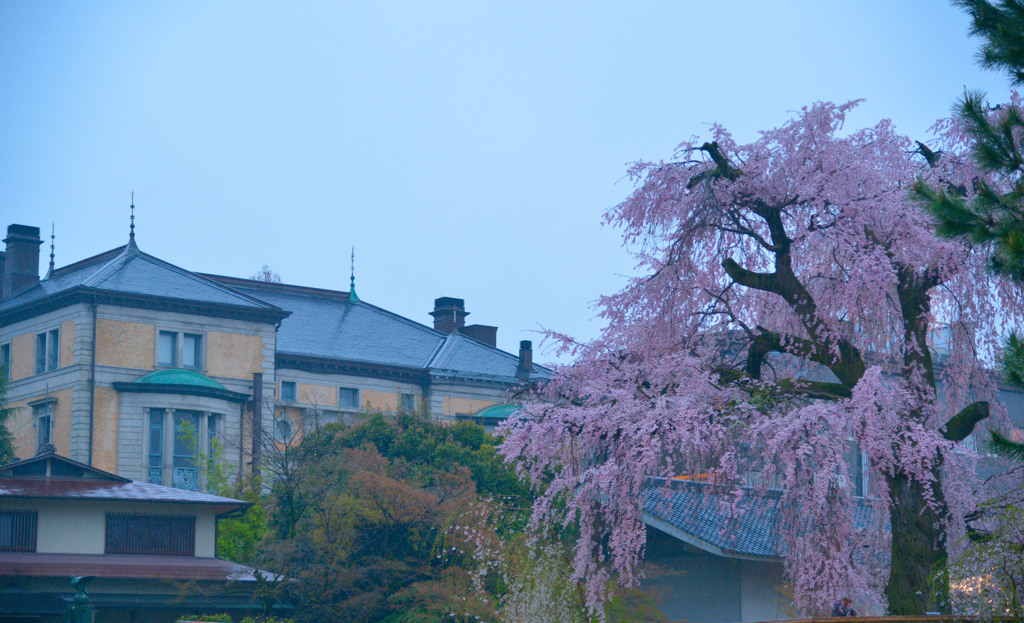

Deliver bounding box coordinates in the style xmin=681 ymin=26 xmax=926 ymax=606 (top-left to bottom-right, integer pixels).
xmin=96 ymin=319 xmax=155 ymax=369
xmin=361 ymin=390 xmax=399 ymax=411
xmin=298 ymin=383 xmax=337 ymax=407
xmin=207 ymin=331 xmax=263 ymax=379
xmin=9 ymin=333 xmax=33 ymax=381
xmin=7 ymin=387 xmax=75 ymax=459
xmin=59 ymin=319 xmax=75 ymax=367
xmin=442 ymin=396 xmax=497 ymax=417
xmin=92 ymin=387 xmax=119 ymax=472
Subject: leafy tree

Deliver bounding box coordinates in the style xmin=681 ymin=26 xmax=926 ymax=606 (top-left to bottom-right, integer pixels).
xmin=919 ymin=0 xmax=1024 ymax=461
xmin=499 ymin=102 xmax=1024 ymax=615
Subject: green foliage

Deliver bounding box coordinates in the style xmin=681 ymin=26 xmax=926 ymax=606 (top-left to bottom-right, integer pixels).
xmin=216 ymin=485 xmax=271 ymax=565
xmin=177 ymin=614 xmax=233 ymax=622
xmin=237 ymin=410 xmax=533 ymax=622
xmin=202 ymin=410 xmax=657 ymax=621
xmin=988 ymin=429 xmax=1024 ymax=461
xmin=956 ymin=0 xmax=1024 ymax=86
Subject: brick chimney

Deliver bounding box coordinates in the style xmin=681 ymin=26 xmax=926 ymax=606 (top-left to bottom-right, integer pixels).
xmin=430 ymin=297 xmax=468 ymax=334
xmin=516 ymin=340 xmax=533 ymax=378
xmin=462 ymin=324 xmax=497 ymax=347
xmin=3 ymin=224 xmax=42 ymax=300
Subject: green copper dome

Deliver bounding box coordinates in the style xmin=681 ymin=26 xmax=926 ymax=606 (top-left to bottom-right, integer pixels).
xmin=472 ymin=403 xmax=521 ymax=421
xmin=134 ymin=369 xmax=229 ymax=390
xmin=114 ymin=368 xmax=250 ymax=403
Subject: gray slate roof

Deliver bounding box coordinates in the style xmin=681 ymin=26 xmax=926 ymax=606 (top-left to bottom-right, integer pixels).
xmin=0 ymin=241 xmax=281 ymax=314
xmin=642 ymin=479 xmax=882 ymax=562
xmin=221 ymin=279 xmax=551 ymax=383
xmin=642 ymin=479 xmax=782 ymax=559
xmin=2 ymin=239 xmax=548 ymax=384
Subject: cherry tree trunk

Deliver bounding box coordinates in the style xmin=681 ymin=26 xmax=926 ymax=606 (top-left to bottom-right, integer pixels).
xmin=885 ymin=472 xmax=948 ymax=614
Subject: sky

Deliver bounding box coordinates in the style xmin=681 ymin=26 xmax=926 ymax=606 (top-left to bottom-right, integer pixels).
xmin=0 ymin=1 xmax=1015 ymax=363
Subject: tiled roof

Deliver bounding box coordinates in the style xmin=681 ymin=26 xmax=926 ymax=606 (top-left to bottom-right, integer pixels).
xmin=0 ymin=552 xmax=264 ymax=581
xmin=642 ymin=479 xmax=883 ymax=562
xmin=0 ymin=477 xmax=249 ymax=511
xmin=0 ymin=451 xmax=247 ymax=512
xmin=0 ymin=241 xmax=284 ymax=316
xmin=642 ymin=479 xmax=782 ymax=559
xmin=215 ymin=277 xmax=551 ymax=383
xmin=430 ymin=333 xmax=550 ymax=381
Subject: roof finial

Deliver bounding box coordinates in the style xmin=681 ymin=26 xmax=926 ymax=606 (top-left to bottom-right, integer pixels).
xmin=349 ymin=245 xmax=360 ymax=302
xmin=129 ymin=191 xmax=135 ymax=241
xmin=46 ymin=222 xmax=55 ymax=277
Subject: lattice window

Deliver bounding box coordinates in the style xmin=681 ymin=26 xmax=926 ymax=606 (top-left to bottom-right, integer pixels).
xmin=105 ymin=513 xmax=195 ymax=556
xmin=0 ymin=511 xmax=37 ymax=552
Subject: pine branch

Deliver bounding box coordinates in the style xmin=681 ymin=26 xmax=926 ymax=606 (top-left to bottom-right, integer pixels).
xmin=988 ymin=429 xmax=1024 ymax=461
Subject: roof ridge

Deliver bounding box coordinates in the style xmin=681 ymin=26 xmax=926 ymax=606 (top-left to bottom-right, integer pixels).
xmin=201 ymin=273 xmax=351 ymax=300
xmin=118 ymin=251 xmax=282 ymax=311
xmin=425 ymin=332 xmax=459 ymax=369
xmin=80 ymin=244 xmax=135 ymax=288
xmin=47 ymin=246 xmax=126 ymax=278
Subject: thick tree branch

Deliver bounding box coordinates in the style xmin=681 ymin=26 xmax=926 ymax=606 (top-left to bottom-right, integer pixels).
xmin=942 ymin=400 xmax=990 ymax=442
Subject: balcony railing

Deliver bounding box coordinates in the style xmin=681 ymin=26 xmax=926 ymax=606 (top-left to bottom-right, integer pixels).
xmin=172 ymin=466 xmax=199 ymax=491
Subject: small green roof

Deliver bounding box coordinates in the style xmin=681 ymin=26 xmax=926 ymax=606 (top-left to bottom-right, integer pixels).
xmin=114 ymin=369 xmax=249 ymax=403
xmin=472 ymin=403 xmax=521 ymax=421
xmin=134 ymin=369 xmax=229 ymax=391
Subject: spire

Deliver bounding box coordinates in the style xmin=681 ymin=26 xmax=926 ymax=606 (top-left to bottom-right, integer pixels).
xmin=127 ymin=191 xmax=139 ymax=253
xmin=45 ymin=222 xmax=55 ymax=278
xmin=349 ymin=245 xmax=359 ymax=302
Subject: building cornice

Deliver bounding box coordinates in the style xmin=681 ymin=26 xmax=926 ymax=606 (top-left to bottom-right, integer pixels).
xmin=0 ymin=286 xmax=290 ymax=328
xmin=275 ymin=352 xmax=430 ymax=384
xmin=112 ymin=380 xmax=250 ymax=403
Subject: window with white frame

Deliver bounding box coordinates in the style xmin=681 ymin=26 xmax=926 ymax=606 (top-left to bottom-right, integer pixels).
xmin=338 ymin=387 xmax=359 ymax=409
xmin=280 ymin=381 xmax=296 ymax=402
xmin=182 ymin=333 xmax=202 ymax=369
xmin=31 ymin=400 xmax=54 ymax=452
xmin=157 ymin=331 xmax=204 ymax=369
xmin=34 ymin=329 xmax=59 ymax=374
xmin=147 ymin=408 xmax=220 ymax=491
xmin=157 ymin=331 xmax=177 ymax=367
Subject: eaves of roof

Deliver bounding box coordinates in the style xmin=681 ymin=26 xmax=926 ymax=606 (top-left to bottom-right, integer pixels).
xmin=0 ymin=552 xmax=263 ymax=582
xmin=275 ymin=352 xmax=431 ymax=384
xmin=0 ymin=285 xmax=290 ymax=328
xmin=112 ymin=379 xmax=251 ymax=403
xmin=0 ymin=243 xmax=290 ymax=328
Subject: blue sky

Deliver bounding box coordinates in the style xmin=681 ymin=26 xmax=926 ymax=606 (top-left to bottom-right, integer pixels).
xmin=0 ymin=2 xmax=1013 ymax=362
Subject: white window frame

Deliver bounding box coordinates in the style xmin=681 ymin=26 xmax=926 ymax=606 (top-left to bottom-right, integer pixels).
xmin=280 ymin=381 xmax=296 ymax=402
xmin=156 ymin=330 xmax=205 ymax=369
xmin=338 ymin=386 xmax=359 ymax=410
xmin=34 ymin=329 xmax=59 ymax=375
xmin=30 ymin=399 xmax=55 ymax=452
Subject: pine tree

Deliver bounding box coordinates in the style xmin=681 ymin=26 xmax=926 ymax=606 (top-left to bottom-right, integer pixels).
xmin=917 ymin=0 xmax=1024 ymax=459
